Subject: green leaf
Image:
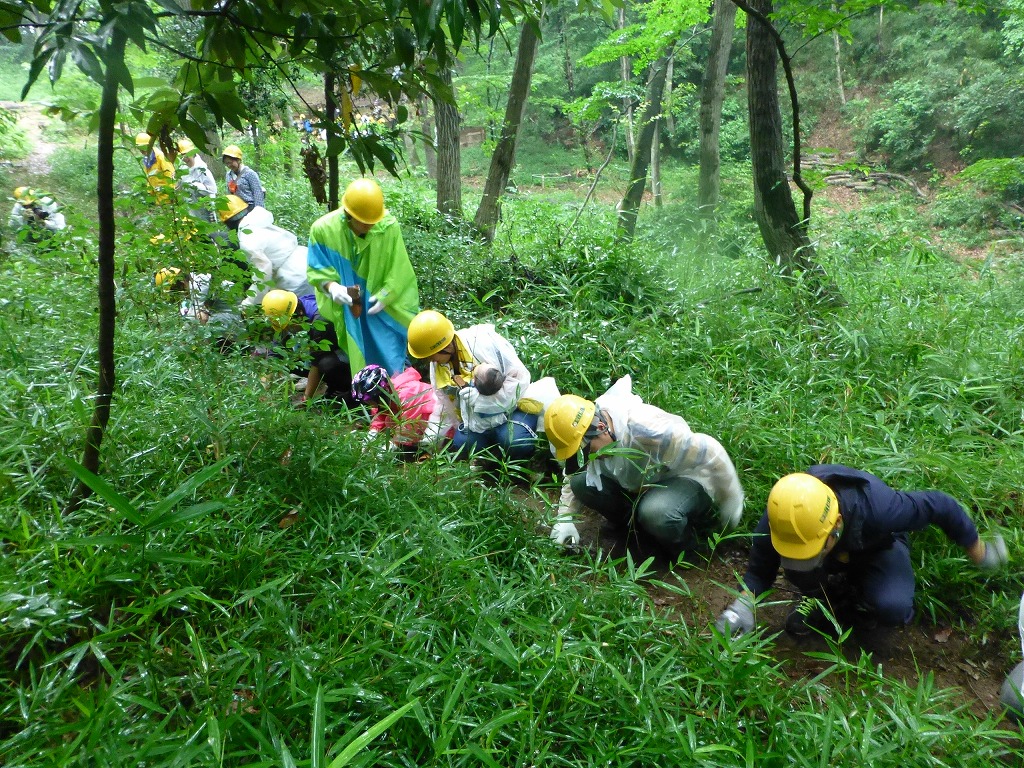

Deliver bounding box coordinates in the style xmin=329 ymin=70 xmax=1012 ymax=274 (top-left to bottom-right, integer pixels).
xmin=326 ymin=700 xmax=418 ymax=768
xmin=61 ymin=457 xmax=146 ymax=527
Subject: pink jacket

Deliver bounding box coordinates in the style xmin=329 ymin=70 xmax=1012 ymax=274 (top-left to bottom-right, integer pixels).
xmin=369 ymin=367 xmax=448 ymax=447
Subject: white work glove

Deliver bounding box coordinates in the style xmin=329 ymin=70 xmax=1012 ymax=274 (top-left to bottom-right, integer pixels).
xmin=715 ymin=595 xmax=755 ymax=637
xmin=550 ymin=521 xmax=580 ymax=547
xmin=326 ymin=282 xmax=352 ymax=307
xmin=978 ymin=535 xmax=1009 ymax=570
xmin=367 ymin=294 xmax=386 ymax=315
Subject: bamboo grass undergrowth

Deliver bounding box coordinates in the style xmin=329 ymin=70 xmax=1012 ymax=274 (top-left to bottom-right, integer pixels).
xmin=1 ymin=174 xmax=1022 ymax=765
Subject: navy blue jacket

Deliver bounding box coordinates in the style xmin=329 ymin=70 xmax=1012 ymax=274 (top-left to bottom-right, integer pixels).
xmin=742 ymin=464 xmax=979 ymax=596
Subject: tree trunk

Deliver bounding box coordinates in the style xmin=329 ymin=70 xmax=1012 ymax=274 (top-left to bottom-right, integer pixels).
xmin=832 ymin=5 xmax=846 ymax=106
xmin=664 ymin=54 xmax=675 ymax=135
xmin=473 ymin=17 xmax=541 ymax=241
xmin=419 ymin=94 xmax=437 ymax=179
xmin=651 ymin=116 xmax=662 ymax=207
xmin=697 ymin=0 xmax=737 ymax=218
xmin=619 ymin=6 xmax=635 ymax=165
xmin=615 ymin=53 xmax=670 ymax=241
xmin=65 ymin=26 xmax=126 ymax=514
xmin=433 ymin=64 xmax=463 ymax=218
xmin=401 ymin=96 xmax=421 ymax=169
xmin=744 ymin=0 xmax=819 ymax=276
xmin=325 ymin=72 xmax=340 ymax=210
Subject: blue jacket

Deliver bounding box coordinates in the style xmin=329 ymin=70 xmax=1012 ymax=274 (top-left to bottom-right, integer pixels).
xmin=742 ymin=464 xmax=979 ymax=596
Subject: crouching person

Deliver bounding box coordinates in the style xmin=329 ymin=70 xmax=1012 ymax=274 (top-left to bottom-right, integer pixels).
xmin=261 ymin=289 xmax=355 ymax=407
xmin=543 ymin=376 xmax=744 ymax=558
xmin=350 ymin=364 xmax=454 ymax=456
xmin=716 ymin=467 xmax=1008 ymax=644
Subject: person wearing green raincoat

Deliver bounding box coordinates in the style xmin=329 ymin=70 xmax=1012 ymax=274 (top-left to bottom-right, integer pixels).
xmin=306 ymin=178 xmax=420 ymax=375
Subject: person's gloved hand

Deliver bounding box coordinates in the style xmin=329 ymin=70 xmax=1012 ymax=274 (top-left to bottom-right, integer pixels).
xmin=979 ymin=535 xmax=1009 ymax=570
xmin=715 ymin=595 xmax=755 ymax=637
xmin=367 ymin=294 xmax=386 ymax=315
xmin=550 ymin=521 xmax=580 ymax=547
xmin=326 ymin=282 xmax=352 ymax=307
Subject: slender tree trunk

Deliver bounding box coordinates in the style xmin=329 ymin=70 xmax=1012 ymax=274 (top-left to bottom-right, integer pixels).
xmin=664 ymin=54 xmax=675 ymax=135
xmin=473 ymin=17 xmax=541 ymax=241
xmin=619 ymin=7 xmax=635 ymax=165
xmin=401 ymin=96 xmax=421 ymax=169
xmin=697 ymin=0 xmax=737 ymax=218
xmin=325 ymin=72 xmax=340 ymax=210
xmin=615 ymin=53 xmax=670 ymax=241
xmin=744 ymin=0 xmax=819 ymax=275
xmin=832 ymin=5 xmax=846 ymax=106
xmin=419 ymin=94 xmax=437 ymax=179
xmin=651 ymin=117 xmax=662 ymax=207
xmin=65 ymin=26 xmax=126 ymax=514
xmin=433 ymin=64 xmax=462 ymax=217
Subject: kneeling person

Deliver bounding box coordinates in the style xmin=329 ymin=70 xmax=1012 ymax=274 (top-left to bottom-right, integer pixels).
xmin=716 ymin=466 xmax=1008 ymax=639
xmin=544 ymin=376 xmax=744 ymax=556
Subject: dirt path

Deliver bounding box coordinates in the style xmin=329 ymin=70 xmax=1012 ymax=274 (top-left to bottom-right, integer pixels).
xmin=2 ymin=101 xmax=58 ymax=180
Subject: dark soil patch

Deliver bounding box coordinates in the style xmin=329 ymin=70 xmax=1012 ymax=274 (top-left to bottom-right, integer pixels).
xmin=559 ymin=499 xmax=1014 ymax=722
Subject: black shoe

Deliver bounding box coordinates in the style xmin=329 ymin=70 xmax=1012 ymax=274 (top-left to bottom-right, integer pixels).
xmin=785 ymin=599 xmax=836 ymax=637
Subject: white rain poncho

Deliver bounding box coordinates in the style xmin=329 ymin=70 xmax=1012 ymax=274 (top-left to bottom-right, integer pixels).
xmin=236 ymin=207 xmax=313 ymax=306
xmin=429 ymin=323 xmax=531 ymax=434
xmin=556 ymin=375 xmax=744 ymax=530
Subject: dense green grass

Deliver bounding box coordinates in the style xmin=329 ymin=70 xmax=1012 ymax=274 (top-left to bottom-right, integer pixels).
xmin=1 ymin=142 xmax=1023 ymax=766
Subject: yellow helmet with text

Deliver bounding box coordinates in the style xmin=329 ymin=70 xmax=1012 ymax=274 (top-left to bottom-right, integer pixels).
xmin=341 ymin=178 xmax=385 ymax=225
xmin=406 ymin=310 xmax=455 ymax=359
xmin=544 ymin=395 xmax=597 ymax=461
xmin=767 ymin=473 xmax=840 ymax=560
xmin=262 ymin=290 xmax=299 ymax=331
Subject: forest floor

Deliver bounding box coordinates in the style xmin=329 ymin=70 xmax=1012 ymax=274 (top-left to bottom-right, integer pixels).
xmin=529 ymin=487 xmax=1011 ymax=721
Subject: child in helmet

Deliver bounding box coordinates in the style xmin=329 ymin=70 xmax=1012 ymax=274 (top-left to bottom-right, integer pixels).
xmin=351 ymin=364 xmax=452 ymax=453
xmin=260 ymin=289 xmax=354 ymax=407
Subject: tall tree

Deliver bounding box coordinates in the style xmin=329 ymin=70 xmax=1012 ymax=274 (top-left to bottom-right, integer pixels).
xmin=474 ymin=14 xmax=543 ymax=241
xmin=739 ymin=0 xmax=822 ymax=278
xmin=616 ymin=51 xmax=671 ymax=240
xmin=433 ymin=62 xmax=463 ymax=217
xmin=697 ymin=0 xmax=737 ymax=218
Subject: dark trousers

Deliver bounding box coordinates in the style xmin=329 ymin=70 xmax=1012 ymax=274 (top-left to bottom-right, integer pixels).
xmin=785 ymin=537 xmax=915 ymax=627
xmin=451 ymin=410 xmax=539 ymax=461
xmin=569 ymin=472 xmax=715 ymax=555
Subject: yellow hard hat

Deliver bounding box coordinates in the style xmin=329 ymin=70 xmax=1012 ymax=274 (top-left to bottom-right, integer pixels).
xmin=341 ymin=178 xmax=385 ymax=225
xmin=544 ymin=395 xmax=597 ymax=461
xmin=407 ymin=310 xmax=455 ymax=359
xmin=176 ymin=138 xmax=196 ymax=155
xmin=221 ymin=144 xmax=243 ymax=160
xmin=217 ymin=194 xmax=249 ymax=223
xmin=154 ymin=266 xmax=181 ymax=289
xmin=767 ymin=473 xmax=841 ymax=562
xmin=262 ymin=290 xmax=299 ymax=331
xmin=14 ymin=186 xmax=36 ymax=203
xmin=135 ymin=132 xmax=152 ymax=148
